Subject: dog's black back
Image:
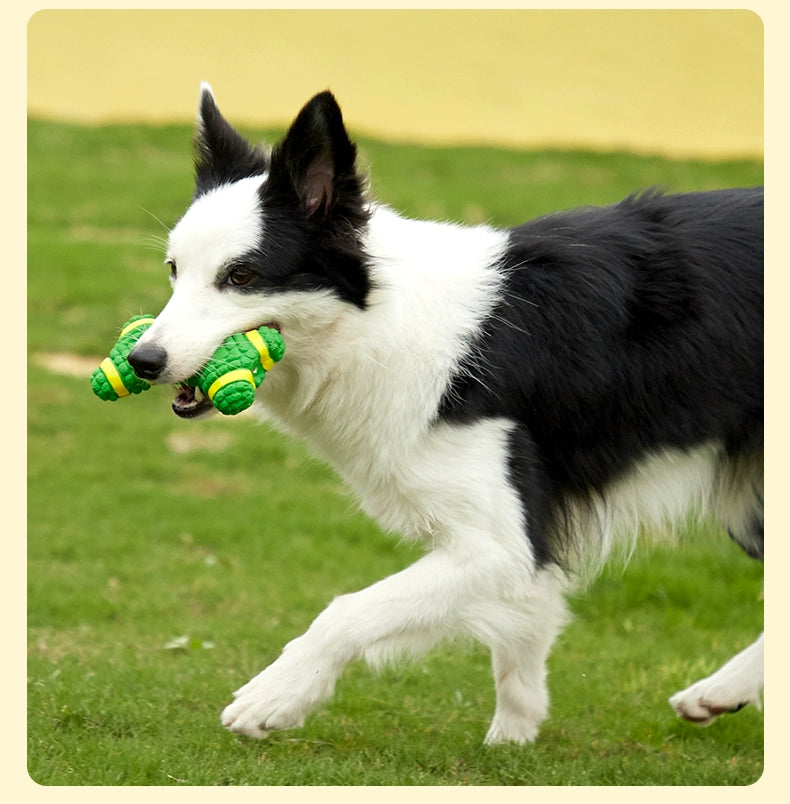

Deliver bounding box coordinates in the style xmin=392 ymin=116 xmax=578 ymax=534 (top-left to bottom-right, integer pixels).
xmin=439 ymin=188 xmax=764 ymax=565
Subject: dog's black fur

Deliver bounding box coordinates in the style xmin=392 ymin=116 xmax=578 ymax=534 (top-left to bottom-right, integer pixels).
xmin=439 ymin=187 xmax=764 ymax=566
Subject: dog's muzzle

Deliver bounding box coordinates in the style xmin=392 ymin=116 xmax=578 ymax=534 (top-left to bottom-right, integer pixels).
xmin=128 ymin=342 xmax=168 ymax=381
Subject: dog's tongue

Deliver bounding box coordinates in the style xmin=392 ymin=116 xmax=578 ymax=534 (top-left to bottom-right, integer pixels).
xmin=172 ymin=383 xmax=214 ymax=419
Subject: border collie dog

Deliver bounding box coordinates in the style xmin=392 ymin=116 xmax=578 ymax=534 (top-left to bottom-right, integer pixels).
xmin=128 ymin=85 xmax=763 ymax=745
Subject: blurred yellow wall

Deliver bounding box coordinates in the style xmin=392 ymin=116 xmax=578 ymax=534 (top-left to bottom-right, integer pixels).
xmin=27 ymin=9 xmax=762 ymax=159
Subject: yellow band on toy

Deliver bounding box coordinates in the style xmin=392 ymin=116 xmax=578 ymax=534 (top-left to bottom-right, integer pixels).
xmin=100 ymin=357 xmax=130 ymax=398
xmin=207 ymin=369 xmax=255 ymax=402
xmin=244 ymin=329 xmax=274 ymax=372
xmin=120 ymin=317 xmax=156 ymax=338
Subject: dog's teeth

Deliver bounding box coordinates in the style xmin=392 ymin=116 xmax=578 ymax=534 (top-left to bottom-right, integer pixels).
xmin=173 ymin=384 xmax=197 ymax=408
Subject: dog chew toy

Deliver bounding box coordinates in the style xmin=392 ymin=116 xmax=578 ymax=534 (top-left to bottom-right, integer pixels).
xmin=188 ymin=326 xmax=285 ymax=415
xmin=90 ymin=315 xmax=155 ymax=401
xmin=91 ymin=315 xmax=285 ymax=416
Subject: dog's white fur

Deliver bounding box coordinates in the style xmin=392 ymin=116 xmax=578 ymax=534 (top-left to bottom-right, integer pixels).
xmin=134 ymin=171 xmax=763 ymax=743
xmin=669 ymin=634 xmax=764 ymax=726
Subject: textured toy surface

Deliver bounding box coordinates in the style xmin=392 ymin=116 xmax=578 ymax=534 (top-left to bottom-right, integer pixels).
xmin=193 ymin=326 xmax=285 ymax=415
xmin=90 ymin=315 xmax=155 ymax=401
xmin=91 ymin=315 xmax=285 ymax=415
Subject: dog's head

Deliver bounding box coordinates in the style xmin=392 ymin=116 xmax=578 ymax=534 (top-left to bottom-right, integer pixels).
xmin=128 ymin=84 xmax=371 ymax=417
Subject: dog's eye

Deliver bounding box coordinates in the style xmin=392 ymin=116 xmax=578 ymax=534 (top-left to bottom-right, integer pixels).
xmin=227 ymin=266 xmax=255 ymax=287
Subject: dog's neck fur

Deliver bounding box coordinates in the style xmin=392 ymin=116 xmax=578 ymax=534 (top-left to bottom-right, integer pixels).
xmin=253 ymin=203 xmax=508 ymax=536
xmin=256 ymin=202 xmax=507 ymax=436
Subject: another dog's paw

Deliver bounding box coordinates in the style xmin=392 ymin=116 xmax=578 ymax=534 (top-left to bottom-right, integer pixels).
xmin=221 ymin=652 xmax=337 ymax=739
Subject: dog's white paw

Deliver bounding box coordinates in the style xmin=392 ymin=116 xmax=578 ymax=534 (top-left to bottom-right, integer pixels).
xmin=484 ymin=715 xmax=540 ymax=746
xmin=669 ymin=681 xmax=756 ymax=726
xmin=484 ymin=692 xmax=546 ymax=746
xmin=669 ymin=635 xmax=764 ymax=726
xmin=221 ymin=648 xmax=338 ymax=739
xmin=221 ymin=685 xmax=304 ymax=739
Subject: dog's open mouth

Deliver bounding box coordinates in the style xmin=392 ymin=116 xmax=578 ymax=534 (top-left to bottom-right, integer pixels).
xmin=172 ymin=382 xmax=214 ymax=419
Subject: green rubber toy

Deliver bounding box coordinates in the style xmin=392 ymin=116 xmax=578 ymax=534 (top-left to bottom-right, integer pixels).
xmin=91 ymin=315 xmax=285 ymax=416
xmin=90 ymin=315 xmax=155 ymax=401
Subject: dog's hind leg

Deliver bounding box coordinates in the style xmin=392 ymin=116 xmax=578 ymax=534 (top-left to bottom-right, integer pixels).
xmin=669 ymin=451 xmax=763 ymax=725
xmin=669 ymin=633 xmax=764 ymax=725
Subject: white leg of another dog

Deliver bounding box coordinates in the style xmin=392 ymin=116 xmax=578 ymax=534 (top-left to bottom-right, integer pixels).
xmin=668 ymin=632 xmax=764 ymax=725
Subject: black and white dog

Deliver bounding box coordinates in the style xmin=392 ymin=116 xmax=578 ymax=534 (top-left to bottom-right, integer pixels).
xmin=128 ymin=85 xmax=763 ymax=744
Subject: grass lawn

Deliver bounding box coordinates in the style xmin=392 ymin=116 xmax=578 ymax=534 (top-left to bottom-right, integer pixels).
xmin=27 ymin=118 xmax=764 ymax=786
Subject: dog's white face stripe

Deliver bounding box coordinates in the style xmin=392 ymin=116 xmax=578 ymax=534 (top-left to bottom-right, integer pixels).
xmin=167 ymin=175 xmax=266 ymax=284
xmin=135 ymin=176 xmax=267 ymax=382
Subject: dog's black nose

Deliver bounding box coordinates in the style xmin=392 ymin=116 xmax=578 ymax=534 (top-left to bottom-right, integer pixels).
xmin=128 ymin=342 xmax=168 ymax=381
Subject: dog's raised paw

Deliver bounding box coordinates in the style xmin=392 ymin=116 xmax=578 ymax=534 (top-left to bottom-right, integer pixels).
xmin=221 ymin=703 xmax=272 ymax=740
xmin=220 ymin=650 xmax=339 ymax=739
xmin=221 ymin=690 xmax=306 ymax=739
xmin=669 ymin=686 xmax=752 ymax=726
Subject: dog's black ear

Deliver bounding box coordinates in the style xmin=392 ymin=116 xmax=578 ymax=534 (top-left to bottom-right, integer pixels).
xmin=193 ymin=82 xmax=269 ymax=195
xmin=270 ymin=91 xmax=360 ymax=217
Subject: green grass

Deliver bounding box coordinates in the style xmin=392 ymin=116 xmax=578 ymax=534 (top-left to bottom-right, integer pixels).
xmin=27 ymin=118 xmax=764 ymax=785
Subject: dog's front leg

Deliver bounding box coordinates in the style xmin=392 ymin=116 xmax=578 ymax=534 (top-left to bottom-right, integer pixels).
xmin=221 ymin=548 xmax=514 ymax=739
xmin=220 ymin=621 xmax=347 ymax=739
xmin=484 ymin=571 xmax=568 ymax=745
